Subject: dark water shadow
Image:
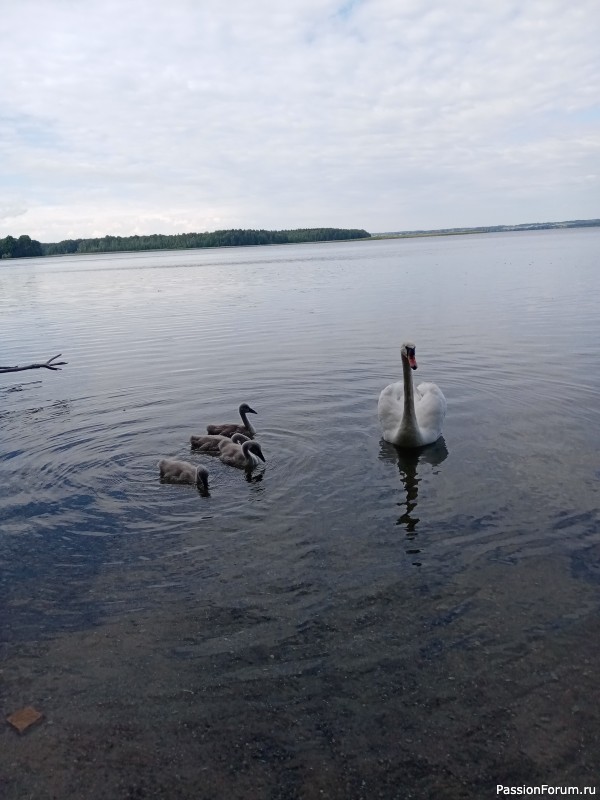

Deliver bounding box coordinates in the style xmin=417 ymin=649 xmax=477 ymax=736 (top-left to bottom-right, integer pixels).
xmin=244 ymin=467 xmax=265 ymax=484
xmin=158 ymin=476 xmax=211 ymax=498
xmin=379 ymin=437 xmax=449 ymax=553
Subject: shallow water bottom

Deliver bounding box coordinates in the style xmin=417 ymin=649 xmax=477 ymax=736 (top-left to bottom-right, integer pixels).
xmin=2 ymin=552 xmax=599 ymax=800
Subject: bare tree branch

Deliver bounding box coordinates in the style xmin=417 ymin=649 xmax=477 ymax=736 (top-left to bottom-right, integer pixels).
xmin=0 ymin=354 xmax=68 ymax=374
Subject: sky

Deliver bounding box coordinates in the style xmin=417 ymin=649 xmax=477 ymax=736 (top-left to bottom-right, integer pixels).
xmin=1 ymin=0 xmax=599 ymax=241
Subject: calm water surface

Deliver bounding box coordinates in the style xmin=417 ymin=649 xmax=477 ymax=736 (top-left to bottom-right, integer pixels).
xmin=1 ymin=230 xmax=599 ymax=798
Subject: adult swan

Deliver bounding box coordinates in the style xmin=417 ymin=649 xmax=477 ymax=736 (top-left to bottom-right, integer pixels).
xmin=378 ymin=342 xmax=447 ymax=448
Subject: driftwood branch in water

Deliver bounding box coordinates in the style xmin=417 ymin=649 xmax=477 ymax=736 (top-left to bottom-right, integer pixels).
xmin=0 ymin=354 xmax=68 ymax=374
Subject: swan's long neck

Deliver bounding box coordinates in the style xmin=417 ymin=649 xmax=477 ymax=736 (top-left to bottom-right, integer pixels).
xmin=399 ymin=355 xmax=422 ymax=444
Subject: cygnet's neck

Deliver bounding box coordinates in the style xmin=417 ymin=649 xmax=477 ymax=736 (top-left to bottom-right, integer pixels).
xmin=240 ymin=410 xmax=255 ymax=435
xmin=242 ymin=442 xmax=257 ymax=467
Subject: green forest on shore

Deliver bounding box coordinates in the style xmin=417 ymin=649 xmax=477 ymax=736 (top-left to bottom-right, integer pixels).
xmin=2 ymin=219 xmax=599 ymax=260
xmin=0 ymin=227 xmax=370 ymax=259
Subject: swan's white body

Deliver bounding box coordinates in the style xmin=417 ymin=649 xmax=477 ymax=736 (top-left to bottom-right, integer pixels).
xmin=218 ymin=438 xmax=265 ymax=470
xmin=158 ymin=459 xmax=209 ymax=491
xmin=378 ymin=342 xmax=446 ymax=448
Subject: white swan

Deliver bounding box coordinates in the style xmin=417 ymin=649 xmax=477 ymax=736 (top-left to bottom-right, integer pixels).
xmin=190 ymin=432 xmax=249 ymax=453
xmin=206 ymin=403 xmax=257 ymax=438
xmin=218 ymin=438 xmax=265 ymax=470
xmin=158 ymin=459 xmax=209 ymax=492
xmin=378 ymin=342 xmax=446 ymax=448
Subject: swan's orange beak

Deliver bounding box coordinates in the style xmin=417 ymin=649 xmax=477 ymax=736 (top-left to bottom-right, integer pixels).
xmin=408 ymin=354 xmax=418 ymax=370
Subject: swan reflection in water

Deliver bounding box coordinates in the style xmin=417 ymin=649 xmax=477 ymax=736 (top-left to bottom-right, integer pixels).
xmin=379 ymin=437 xmax=449 ymax=539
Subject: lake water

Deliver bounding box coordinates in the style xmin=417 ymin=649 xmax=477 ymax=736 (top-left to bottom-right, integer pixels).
xmin=1 ymin=230 xmax=599 ymax=798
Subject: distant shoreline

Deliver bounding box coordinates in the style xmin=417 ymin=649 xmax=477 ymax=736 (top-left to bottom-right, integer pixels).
xmin=1 ymin=227 xmax=370 ymax=260
xmin=2 ymin=219 xmax=598 ymax=260
xmin=372 ymin=218 xmax=600 ymax=239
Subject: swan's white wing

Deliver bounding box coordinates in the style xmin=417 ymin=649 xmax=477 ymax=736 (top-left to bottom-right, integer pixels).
xmin=414 ymin=382 xmax=447 ymax=445
xmin=378 ymin=380 xmax=405 ymax=441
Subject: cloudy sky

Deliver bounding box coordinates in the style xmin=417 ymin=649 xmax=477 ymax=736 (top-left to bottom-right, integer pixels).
xmin=1 ymin=0 xmax=598 ymax=241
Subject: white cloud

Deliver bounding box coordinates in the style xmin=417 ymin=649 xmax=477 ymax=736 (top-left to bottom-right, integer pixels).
xmin=0 ymin=0 xmax=598 ymax=240
xmin=0 ymin=203 xmax=28 ymax=221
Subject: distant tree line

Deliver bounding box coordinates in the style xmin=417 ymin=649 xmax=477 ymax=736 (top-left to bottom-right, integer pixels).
xmin=381 ymin=218 xmax=600 ymax=238
xmin=1 ymin=234 xmax=43 ymax=258
xmin=0 ymin=228 xmax=370 ymax=259
xmin=39 ymin=227 xmax=370 ymax=256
